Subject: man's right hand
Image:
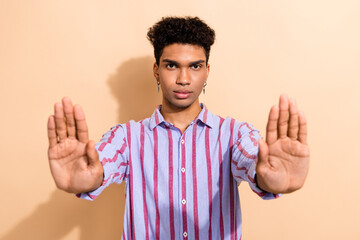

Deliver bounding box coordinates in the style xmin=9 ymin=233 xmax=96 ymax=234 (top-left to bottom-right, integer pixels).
xmin=47 ymin=97 xmax=104 ymax=193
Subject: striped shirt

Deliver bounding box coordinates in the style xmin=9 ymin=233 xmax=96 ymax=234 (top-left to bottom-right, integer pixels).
xmin=78 ymin=104 xmax=279 ymax=240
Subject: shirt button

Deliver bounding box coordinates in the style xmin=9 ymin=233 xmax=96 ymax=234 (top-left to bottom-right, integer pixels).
xmin=181 ymin=168 xmax=185 ymax=173
xmin=165 ymin=123 xmax=169 ymax=126
xmin=181 ymin=139 xmax=185 ymax=144
xmin=181 ymin=199 xmax=186 ymax=205
xmin=183 ymin=232 xmax=188 ymax=238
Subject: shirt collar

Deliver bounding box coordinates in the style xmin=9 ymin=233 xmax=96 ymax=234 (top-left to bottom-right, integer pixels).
xmin=149 ymin=103 xmax=214 ymax=130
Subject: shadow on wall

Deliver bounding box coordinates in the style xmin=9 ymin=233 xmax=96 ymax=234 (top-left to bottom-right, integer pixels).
xmin=1 ymin=56 xmax=160 ymax=240
xmin=108 ymin=56 xmax=162 ymax=123
xmin=0 ymin=186 xmax=126 ymax=240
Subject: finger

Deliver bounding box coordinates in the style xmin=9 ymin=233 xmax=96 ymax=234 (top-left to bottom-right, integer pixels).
xmin=47 ymin=115 xmax=57 ymax=147
xmin=74 ymin=104 xmax=89 ymax=143
xmin=278 ymin=94 xmax=289 ymax=138
xmin=257 ymin=138 xmax=269 ymax=167
xmin=287 ymin=98 xmax=299 ymax=140
xmin=256 ymin=139 xmax=270 ymax=190
xmin=266 ymin=105 xmax=279 ymax=145
xmin=54 ymin=103 xmax=67 ymax=141
xmin=87 ymin=140 xmax=99 ymax=165
xmin=62 ymin=97 xmax=76 ymax=138
xmin=298 ymin=111 xmax=308 ymax=144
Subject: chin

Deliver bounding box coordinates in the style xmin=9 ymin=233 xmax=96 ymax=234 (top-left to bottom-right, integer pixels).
xmin=173 ymin=102 xmax=192 ymax=109
xmin=169 ymin=99 xmax=196 ymax=109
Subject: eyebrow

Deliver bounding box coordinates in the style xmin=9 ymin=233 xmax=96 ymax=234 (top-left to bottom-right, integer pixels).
xmin=162 ymin=59 xmax=206 ymax=66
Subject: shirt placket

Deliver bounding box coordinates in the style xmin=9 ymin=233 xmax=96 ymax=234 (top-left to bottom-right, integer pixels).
xmin=179 ymin=121 xmax=198 ymax=239
xmin=179 ymin=131 xmax=188 ymax=239
xmin=166 ymin=120 xmax=195 ymax=239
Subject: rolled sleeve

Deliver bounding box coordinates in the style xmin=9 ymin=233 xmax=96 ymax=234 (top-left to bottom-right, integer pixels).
xmin=231 ymin=122 xmax=280 ymax=200
xmin=78 ymin=124 xmax=129 ymax=201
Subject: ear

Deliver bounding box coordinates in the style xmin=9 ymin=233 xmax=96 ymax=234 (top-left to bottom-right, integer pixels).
xmin=206 ymin=63 xmax=210 ymax=77
xmin=153 ymin=62 xmax=159 ymax=79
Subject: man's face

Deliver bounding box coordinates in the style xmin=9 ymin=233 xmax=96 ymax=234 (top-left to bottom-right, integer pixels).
xmin=153 ymin=43 xmax=210 ymax=110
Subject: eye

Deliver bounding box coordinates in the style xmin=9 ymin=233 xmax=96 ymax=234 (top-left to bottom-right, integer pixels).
xmin=166 ymin=64 xmax=176 ymax=69
xmin=191 ymin=64 xmax=202 ymax=70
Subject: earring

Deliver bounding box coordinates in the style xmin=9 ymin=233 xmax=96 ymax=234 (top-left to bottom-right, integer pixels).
xmin=157 ymin=81 xmax=160 ymax=93
xmin=203 ymin=82 xmax=207 ymax=94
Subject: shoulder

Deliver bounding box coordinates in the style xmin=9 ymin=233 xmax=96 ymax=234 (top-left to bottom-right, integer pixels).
xmin=215 ymin=115 xmax=258 ymax=132
xmin=204 ymin=107 xmax=258 ymax=132
xmin=212 ymin=115 xmax=261 ymax=143
xmin=110 ymin=117 xmax=154 ymax=138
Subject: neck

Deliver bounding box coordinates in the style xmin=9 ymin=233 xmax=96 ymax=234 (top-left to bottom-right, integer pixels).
xmin=160 ymin=99 xmax=202 ymax=133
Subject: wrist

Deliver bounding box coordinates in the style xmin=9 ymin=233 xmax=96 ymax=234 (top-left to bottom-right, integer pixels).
xmin=255 ymin=174 xmax=266 ymax=192
xmin=255 ymin=173 xmax=274 ymax=193
xmin=94 ymin=166 xmax=104 ymax=190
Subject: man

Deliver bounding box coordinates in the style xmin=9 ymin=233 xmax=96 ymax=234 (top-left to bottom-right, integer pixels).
xmin=47 ymin=17 xmax=309 ymax=240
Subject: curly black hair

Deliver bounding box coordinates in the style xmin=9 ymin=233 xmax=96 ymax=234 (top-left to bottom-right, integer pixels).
xmin=147 ymin=16 xmax=216 ymax=65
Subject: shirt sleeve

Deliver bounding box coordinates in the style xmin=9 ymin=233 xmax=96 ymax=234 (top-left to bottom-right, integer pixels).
xmin=77 ymin=124 xmax=129 ymax=201
xmin=231 ymin=122 xmax=280 ymax=200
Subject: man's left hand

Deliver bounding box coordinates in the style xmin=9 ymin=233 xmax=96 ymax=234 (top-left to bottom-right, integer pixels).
xmin=256 ymin=94 xmax=310 ymax=194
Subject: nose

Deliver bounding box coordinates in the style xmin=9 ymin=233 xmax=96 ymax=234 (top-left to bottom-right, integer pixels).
xmin=176 ymin=68 xmax=190 ymax=86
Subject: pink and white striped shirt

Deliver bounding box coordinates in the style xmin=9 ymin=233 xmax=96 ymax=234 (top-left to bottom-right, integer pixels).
xmin=78 ymin=104 xmax=279 ymax=240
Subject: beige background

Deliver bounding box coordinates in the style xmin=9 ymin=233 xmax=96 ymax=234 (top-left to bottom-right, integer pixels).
xmin=1 ymin=0 xmax=359 ymax=239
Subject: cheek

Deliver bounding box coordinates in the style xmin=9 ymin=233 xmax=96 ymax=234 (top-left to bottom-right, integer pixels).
xmin=159 ymin=71 xmax=175 ymax=84
xmin=195 ymin=69 xmax=208 ymax=79
xmin=159 ymin=76 xmax=173 ymax=94
xmin=194 ymin=72 xmax=207 ymax=87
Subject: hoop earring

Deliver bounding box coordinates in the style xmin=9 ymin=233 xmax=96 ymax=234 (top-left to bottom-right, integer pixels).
xmin=203 ymin=82 xmax=207 ymax=94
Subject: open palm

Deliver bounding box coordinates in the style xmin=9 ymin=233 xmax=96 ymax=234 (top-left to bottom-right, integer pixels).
xmin=256 ymin=95 xmax=310 ymax=194
xmin=47 ymin=98 xmax=103 ymax=193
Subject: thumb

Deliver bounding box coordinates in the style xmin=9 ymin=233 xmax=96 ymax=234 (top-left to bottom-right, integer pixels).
xmin=257 ymin=138 xmax=269 ymax=166
xmin=86 ymin=140 xmax=99 ymax=165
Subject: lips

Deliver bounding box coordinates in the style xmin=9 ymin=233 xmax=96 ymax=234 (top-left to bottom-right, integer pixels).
xmin=174 ymin=90 xmax=192 ymax=99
